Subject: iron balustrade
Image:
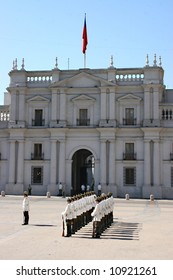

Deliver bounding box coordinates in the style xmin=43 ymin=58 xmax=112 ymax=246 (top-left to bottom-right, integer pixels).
xmin=32 ymin=119 xmax=45 ymax=126
xmin=31 ymin=153 xmax=44 ymax=160
xmin=123 ymin=153 xmax=136 ymax=160
xmin=76 ymin=119 xmax=90 ymax=126
xmin=123 ymin=118 xmax=137 ymax=125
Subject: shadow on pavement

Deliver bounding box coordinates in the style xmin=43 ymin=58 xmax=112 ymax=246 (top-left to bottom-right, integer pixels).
xmin=72 ymin=219 xmax=142 ymax=240
xmin=31 ymin=224 xmax=57 ymax=227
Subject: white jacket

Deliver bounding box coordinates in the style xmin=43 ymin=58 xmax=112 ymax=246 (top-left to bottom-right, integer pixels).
xmin=91 ymin=203 xmax=102 ymax=221
xmin=62 ymin=203 xmax=72 ymax=220
xmin=22 ymin=197 xmax=30 ymax=211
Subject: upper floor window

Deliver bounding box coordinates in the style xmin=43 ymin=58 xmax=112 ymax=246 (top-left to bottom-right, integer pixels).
xmin=32 ymin=109 xmax=45 ymax=126
xmin=124 ymin=143 xmax=136 ymax=160
xmin=77 ymin=109 xmax=90 ymax=126
xmin=31 ymin=144 xmax=44 ymax=160
xmin=123 ymin=108 xmax=136 ymax=125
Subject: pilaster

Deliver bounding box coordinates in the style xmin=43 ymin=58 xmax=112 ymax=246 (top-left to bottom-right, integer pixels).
xmin=17 ymin=140 xmax=24 ymax=184
xmin=59 ymin=91 xmax=66 ymax=127
xmin=50 ymin=140 xmax=57 ymax=185
xmin=100 ymin=139 xmax=107 ymax=186
xmin=153 ymin=140 xmax=160 ymax=186
xmin=58 ymin=139 xmax=66 ymax=187
xmin=143 ymin=140 xmax=151 ymax=186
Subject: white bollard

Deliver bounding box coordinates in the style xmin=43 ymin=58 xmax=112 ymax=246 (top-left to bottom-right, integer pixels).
xmin=150 ymin=194 xmax=154 ymax=201
xmin=125 ymin=194 xmax=129 ymax=200
xmin=46 ymin=192 xmax=51 ymax=198
xmin=1 ymin=190 xmax=5 ymax=197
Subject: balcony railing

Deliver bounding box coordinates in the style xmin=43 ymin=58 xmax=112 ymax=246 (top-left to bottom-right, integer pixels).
xmin=31 ymin=153 xmax=44 ymax=160
xmin=32 ymin=119 xmax=45 ymax=126
xmin=76 ymin=119 xmax=90 ymax=126
xmin=123 ymin=118 xmax=137 ymax=125
xmin=123 ymin=153 xmax=136 ymax=160
xmin=161 ymin=109 xmax=173 ymax=120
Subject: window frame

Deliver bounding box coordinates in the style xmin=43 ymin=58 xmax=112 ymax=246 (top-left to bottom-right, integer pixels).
xmin=31 ymin=166 xmax=43 ymax=185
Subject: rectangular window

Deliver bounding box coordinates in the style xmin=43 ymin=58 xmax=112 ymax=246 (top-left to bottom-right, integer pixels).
xmin=32 ymin=144 xmax=43 ymax=160
xmin=124 ymin=143 xmax=135 ymax=160
xmin=124 ymin=108 xmax=135 ymax=125
xmin=77 ymin=109 xmax=89 ymax=126
xmin=33 ymin=109 xmax=44 ymax=126
xmin=124 ymin=167 xmax=136 ymax=185
xmin=31 ymin=167 xmax=43 ymax=184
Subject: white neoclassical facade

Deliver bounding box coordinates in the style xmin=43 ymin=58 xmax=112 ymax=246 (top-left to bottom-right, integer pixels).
xmin=1 ymin=55 xmax=173 ymax=198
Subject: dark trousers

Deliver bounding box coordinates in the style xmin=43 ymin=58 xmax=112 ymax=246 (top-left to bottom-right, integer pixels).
xmin=23 ymin=211 xmax=29 ymax=224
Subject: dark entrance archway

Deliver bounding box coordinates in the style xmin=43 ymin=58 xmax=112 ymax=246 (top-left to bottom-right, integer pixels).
xmin=72 ymin=149 xmax=95 ymax=194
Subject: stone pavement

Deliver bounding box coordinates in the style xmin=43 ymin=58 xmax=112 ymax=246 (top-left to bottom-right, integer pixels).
xmin=0 ymin=195 xmax=173 ymax=260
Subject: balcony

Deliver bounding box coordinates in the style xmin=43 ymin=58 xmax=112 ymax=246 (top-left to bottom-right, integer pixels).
xmin=123 ymin=153 xmax=136 ymax=160
xmin=123 ymin=118 xmax=137 ymax=126
xmin=31 ymin=153 xmax=44 ymax=160
xmin=76 ymin=119 xmax=90 ymax=126
xmin=32 ymin=119 xmax=45 ymax=126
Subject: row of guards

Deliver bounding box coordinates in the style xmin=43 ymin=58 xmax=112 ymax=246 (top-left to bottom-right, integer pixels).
xmin=61 ymin=191 xmax=114 ymax=238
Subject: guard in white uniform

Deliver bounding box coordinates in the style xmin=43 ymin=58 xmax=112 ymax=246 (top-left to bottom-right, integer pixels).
xmin=91 ymin=197 xmax=102 ymax=238
xmin=61 ymin=198 xmax=72 ymax=237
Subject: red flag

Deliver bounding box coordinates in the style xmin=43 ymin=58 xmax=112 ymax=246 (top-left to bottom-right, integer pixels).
xmin=82 ymin=14 xmax=88 ymax=54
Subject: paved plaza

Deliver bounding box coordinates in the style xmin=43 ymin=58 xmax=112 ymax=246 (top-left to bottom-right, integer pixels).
xmin=0 ymin=195 xmax=173 ymax=260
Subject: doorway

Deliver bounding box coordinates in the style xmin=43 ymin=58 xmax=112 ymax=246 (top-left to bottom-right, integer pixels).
xmin=72 ymin=149 xmax=95 ymax=194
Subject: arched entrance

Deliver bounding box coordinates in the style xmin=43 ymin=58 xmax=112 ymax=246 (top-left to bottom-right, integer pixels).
xmin=72 ymin=149 xmax=95 ymax=194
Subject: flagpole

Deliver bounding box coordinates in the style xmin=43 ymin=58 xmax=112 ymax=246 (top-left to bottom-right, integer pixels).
xmin=84 ymin=53 xmax=86 ymax=68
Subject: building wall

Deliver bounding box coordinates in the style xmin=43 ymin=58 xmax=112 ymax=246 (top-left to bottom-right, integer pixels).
xmin=0 ymin=61 xmax=173 ymax=198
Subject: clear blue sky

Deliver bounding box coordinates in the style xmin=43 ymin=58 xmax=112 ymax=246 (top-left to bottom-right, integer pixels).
xmin=0 ymin=0 xmax=173 ymax=104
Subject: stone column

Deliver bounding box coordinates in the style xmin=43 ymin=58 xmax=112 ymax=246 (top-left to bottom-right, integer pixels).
xmin=153 ymin=90 xmax=159 ymax=120
xmin=100 ymin=139 xmax=107 ymax=186
xmin=59 ymin=92 xmax=66 ymax=125
xmin=10 ymin=91 xmax=17 ymax=122
xmin=17 ymin=140 xmax=24 ymax=184
xmin=144 ymin=140 xmax=151 ymax=186
xmin=9 ymin=140 xmax=16 ymax=183
xmin=100 ymin=91 xmax=107 ymax=120
xmin=51 ymin=90 xmax=57 ymax=121
xmin=50 ymin=140 xmax=57 ymax=185
xmin=144 ymin=90 xmax=150 ymax=120
xmin=153 ymin=140 xmax=160 ymax=186
xmin=109 ymin=139 xmax=115 ymax=185
xmin=109 ymin=91 xmax=115 ymax=120
xmin=59 ymin=139 xmax=66 ymax=186
xmin=18 ymin=91 xmax=25 ymax=122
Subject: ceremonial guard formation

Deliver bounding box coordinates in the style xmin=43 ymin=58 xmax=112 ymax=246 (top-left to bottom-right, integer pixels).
xmin=61 ymin=191 xmax=114 ymax=238
xmin=91 ymin=193 xmax=114 ymax=238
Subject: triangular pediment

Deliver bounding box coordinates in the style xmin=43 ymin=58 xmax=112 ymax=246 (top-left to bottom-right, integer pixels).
xmin=118 ymin=94 xmax=142 ymax=102
xmin=27 ymin=95 xmax=50 ymax=103
xmin=50 ymin=71 xmax=115 ymax=88
xmin=72 ymin=94 xmax=96 ymax=103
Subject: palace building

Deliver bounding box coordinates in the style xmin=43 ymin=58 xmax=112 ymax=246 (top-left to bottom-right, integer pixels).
xmin=1 ymin=55 xmax=173 ymax=198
